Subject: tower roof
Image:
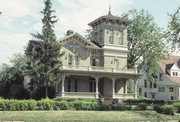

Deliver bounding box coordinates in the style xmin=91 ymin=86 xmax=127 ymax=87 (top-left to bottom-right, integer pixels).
xmin=88 ymin=9 xmax=132 ymax=27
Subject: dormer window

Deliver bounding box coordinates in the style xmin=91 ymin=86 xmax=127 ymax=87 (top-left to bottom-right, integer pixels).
xmin=109 ymin=31 xmax=113 ymax=44
xmin=118 ymin=31 xmax=123 ymax=45
xmin=172 ymin=72 xmax=178 ymax=76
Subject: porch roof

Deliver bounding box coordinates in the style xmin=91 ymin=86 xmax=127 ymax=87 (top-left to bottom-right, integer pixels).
xmin=60 ymin=65 xmax=142 ymax=79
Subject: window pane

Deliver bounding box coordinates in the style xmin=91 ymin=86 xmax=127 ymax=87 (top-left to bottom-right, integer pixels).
xmin=118 ymin=32 xmax=123 ymax=45
xmin=68 ymin=55 xmax=73 ymax=65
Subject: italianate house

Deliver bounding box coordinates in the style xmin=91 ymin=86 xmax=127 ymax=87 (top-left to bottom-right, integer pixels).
xmin=24 ymin=10 xmax=141 ymax=102
xmin=138 ymin=55 xmax=180 ymax=101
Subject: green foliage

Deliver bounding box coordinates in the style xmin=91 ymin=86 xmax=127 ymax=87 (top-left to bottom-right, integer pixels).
xmin=122 ymin=99 xmax=165 ymax=105
xmin=26 ymin=0 xmax=63 ymax=98
xmin=166 ymin=6 xmax=180 ymax=49
xmin=54 ymin=101 xmax=70 ymax=110
xmin=0 ymin=99 xmax=37 ymax=111
xmin=136 ymin=103 xmax=148 ymax=110
xmin=154 ymin=104 xmax=175 ymax=115
xmin=0 ymin=53 xmax=28 ymax=99
xmin=85 ymin=29 xmax=93 ymax=40
xmin=53 ymin=97 xmax=99 ymax=103
xmin=122 ymin=9 xmax=168 ymax=82
xmin=173 ymin=102 xmax=180 ymax=113
xmin=37 ymin=99 xmax=54 ymax=110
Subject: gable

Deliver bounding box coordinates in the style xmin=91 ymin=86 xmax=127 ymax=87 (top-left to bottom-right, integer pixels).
xmin=171 ymin=62 xmax=180 ymax=70
xmin=63 ymin=39 xmax=89 ymax=59
xmin=58 ymin=33 xmax=100 ymax=49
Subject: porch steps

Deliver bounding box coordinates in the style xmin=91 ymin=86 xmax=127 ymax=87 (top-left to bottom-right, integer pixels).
xmin=103 ymin=98 xmax=113 ymax=105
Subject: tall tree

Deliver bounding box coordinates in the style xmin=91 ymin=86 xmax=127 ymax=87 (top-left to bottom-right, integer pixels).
xmin=0 ymin=53 xmax=28 ymax=98
xmin=26 ymin=0 xmax=63 ymax=98
xmin=166 ymin=6 xmax=180 ymax=50
xmin=121 ymin=9 xmax=168 ymax=82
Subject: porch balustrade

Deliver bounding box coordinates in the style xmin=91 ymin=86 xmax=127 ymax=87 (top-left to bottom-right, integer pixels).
xmin=63 ymin=92 xmax=96 ymax=98
xmin=61 ymin=65 xmax=137 ymax=74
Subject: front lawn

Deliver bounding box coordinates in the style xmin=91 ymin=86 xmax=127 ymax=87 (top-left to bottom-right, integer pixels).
xmin=0 ymin=110 xmax=179 ymax=122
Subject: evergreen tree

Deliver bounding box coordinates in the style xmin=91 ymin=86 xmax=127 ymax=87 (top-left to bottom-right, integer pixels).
xmin=26 ymin=0 xmax=63 ymax=98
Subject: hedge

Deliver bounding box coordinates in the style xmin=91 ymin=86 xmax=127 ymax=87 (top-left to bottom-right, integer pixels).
xmin=0 ymin=98 xmax=133 ymax=111
xmin=136 ymin=103 xmax=148 ymax=110
xmin=173 ymin=102 xmax=180 ymax=113
xmin=122 ymin=99 xmax=165 ymax=105
xmin=153 ymin=104 xmax=175 ymax=115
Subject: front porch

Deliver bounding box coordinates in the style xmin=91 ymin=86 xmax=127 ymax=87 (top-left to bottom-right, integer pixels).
xmin=55 ymin=74 xmax=138 ymax=100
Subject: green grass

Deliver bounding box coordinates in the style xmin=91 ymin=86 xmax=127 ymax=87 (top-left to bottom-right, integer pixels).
xmin=0 ymin=110 xmax=179 ymax=122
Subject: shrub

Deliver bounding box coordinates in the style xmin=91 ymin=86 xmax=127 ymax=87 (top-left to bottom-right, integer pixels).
xmin=153 ymin=105 xmax=162 ymax=113
xmin=53 ymin=97 xmax=99 ymax=103
xmin=37 ymin=99 xmax=54 ymax=110
xmin=154 ymin=105 xmax=175 ymax=115
xmin=173 ymin=102 xmax=180 ymax=113
xmin=122 ymin=99 xmax=165 ymax=105
xmin=136 ymin=103 xmax=148 ymax=110
xmin=98 ymin=104 xmax=112 ymax=111
xmin=73 ymin=101 xmax=97 ymax=110
xmin=161 ymin=105 xmax=175 ymax=115
xmin=54 ymin=101 xmax=70 ymax=110
xmin=168 ymin=100 xmax=180 ymax=104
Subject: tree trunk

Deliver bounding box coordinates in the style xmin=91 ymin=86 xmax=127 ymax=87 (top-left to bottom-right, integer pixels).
xmin=45 ymin=80 xmax=48 ymax=99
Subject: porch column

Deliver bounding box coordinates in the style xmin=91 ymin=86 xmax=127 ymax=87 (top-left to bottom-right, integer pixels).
xmin=61 ymin=75 xmax=66 ymax=97
xmin=112 ymin=78 xmax=116 ymax=98
xmin=95 ymin=77 xmax=99 ymax=98
xmin=133 ymin=78 xmax=138 ymax=98
xmin=124 ymin=80 xmax=127 ymax=94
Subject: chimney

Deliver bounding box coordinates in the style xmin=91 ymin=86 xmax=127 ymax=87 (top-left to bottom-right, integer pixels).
xmin=67 ymin=30 xmax=74 ymax=36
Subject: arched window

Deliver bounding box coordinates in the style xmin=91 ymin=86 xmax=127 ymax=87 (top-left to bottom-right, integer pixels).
xmin=118 ymin=31 xmax=123 ymax=45
xmin=68 ymin=55 xmax=73 ymax=65
xmin=109 ymin=31 xmax=113 ymax=44
xmin=75 ymin=56 xmax=79 ymax=65
xmin=114 ymin=59 xmax=119 ymax=69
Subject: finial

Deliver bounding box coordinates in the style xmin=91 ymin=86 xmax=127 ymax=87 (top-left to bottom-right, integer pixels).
xmin=108 ymin=4 xmax=112 ymax=15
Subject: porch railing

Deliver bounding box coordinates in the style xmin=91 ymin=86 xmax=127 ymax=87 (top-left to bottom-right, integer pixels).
xmin=61 ymin=92 xmax=136 ymax=99
xmin=61 ymin=65 xmax=137 ymax=74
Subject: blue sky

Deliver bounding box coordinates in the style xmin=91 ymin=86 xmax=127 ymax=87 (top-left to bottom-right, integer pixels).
xmin=0 ymin=0 xmax=179 ymax=64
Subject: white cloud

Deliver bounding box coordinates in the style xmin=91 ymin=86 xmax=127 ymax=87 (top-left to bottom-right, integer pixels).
xmin=0 ymin=0 xmax=133 ymax=64
xmin=22 ymin=21 xmax=29 ymax=25
xmin=0 ymin=0 xmax=41 ymax=17
xmin=56 ymin=0 xmax=133 ymax=36
xmin=32 ymin=22 xmax=43 ymax=32
xmin=0 ymin=30 xmax=31 ymax=64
